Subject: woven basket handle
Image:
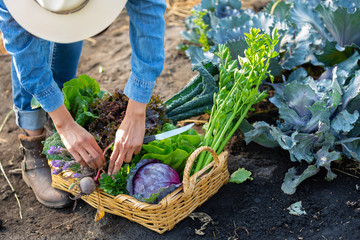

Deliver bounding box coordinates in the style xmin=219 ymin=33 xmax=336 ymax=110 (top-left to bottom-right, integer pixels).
xmin=182 ymin=146 xmax=219 ymax=197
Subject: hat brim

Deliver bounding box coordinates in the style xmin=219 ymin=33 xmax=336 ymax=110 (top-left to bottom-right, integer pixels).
xmin=4 ymin=0 xmax=127 ymax=43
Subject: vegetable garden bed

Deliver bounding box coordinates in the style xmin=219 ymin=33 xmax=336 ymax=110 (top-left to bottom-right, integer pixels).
xmin=1 ymin=0 xmax=360 ymax=239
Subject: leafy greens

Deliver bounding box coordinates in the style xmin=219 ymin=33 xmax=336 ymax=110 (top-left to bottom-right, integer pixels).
xmin=62 ymin=74 xmax=107 ymax=126
xmin=243 ymin=52 xmax=360 ymax=194
xmin=194 ymin=28 xmax=280 ymax=172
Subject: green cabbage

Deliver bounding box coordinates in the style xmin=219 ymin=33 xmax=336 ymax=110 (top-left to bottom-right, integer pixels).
xmin=243 ymin=52 xmax=360 ymax=194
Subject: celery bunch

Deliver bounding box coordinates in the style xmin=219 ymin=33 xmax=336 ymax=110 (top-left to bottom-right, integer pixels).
xmin=194 ymin=28 xmax=280 ymax=173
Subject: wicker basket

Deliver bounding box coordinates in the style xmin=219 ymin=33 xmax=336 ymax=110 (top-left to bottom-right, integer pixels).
xmin=51 ymin=146 xmax=229 ymax=234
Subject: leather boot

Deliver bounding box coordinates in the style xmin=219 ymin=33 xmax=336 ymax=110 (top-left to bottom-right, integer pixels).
xmin=19 ymin=131 xmax=72 ymax=208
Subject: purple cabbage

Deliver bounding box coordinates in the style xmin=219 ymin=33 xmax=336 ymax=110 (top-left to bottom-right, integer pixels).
xmin=126 ymin=159 xmax=182 ymax=204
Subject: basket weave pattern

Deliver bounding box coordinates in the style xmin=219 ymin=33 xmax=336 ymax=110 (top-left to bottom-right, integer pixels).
xmin=51 ymin=146 xmax=229 ymax=234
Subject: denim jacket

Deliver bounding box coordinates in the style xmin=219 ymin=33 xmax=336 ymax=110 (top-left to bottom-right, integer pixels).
xmin=0 ymin=0 xmax=166 ymax=114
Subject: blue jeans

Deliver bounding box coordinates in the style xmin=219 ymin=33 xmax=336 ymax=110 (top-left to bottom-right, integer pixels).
xmin=0 ymin=0 xmax=166 ymax=131
xmin=11 ymin=42 xmax=83 ymax=130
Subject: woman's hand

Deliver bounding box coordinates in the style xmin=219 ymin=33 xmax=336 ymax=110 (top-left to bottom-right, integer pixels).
xmin=49 ymin=104 xmax=105 ymax=169
xmin=107 ymin=99 xmax=146 ymax=176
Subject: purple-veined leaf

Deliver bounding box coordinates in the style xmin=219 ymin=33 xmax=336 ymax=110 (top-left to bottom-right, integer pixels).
xmin=315 ymin=146 xmax=341 ymax=180
xmin=281 ymin=165 xmax=320 ymax=195
xmin=316 ymin=4 xmax=360 ymax=48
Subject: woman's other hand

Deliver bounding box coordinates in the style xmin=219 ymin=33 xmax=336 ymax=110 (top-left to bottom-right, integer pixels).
xmin=107 ymin=99 xmax=146 ymax=175
xmin=49 ymin=104 xmax=106 ymax=169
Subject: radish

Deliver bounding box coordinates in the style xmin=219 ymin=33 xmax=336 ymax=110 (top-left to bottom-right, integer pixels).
xmin=79 ymin=177 xmax=96 ymax=195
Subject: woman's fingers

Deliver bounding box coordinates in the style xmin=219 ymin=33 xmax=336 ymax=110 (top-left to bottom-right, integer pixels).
xmin=107 ymin=99 xmax=146 ymax=175
xmin=78 ymin=149 xmax=97 ymax=169
xmin=108 ymin=141 xmax=137 ymax=175
xmin=69 ymin=139 xmax=105 ymax=170
xmin=134 ymin=146 xmax=142 ymax=155
xmin=87 ymin=139 xmax=106 ymax=169
xmin=70 ymin=151 xmax=87 ymax=167
xmin=108 ymin=143 xmax=120 ymax=175
xmin=124 ymin=149 xmax=134 ymax=163
xmin=85 ymin=147 xmax=103 ymax=169
xmin=112 ymin=151 xmax=126 ymax=175
xmin=54 ymin=113 xmax=106 ymax=170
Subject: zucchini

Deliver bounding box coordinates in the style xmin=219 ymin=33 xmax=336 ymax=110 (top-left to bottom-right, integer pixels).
xmin=167 ymin=104 xmax=213 ymax=123
xmin=166 ymin=81 xmax=204 ymax=112
xmin=166 ymin=93 xmax=213 ymax=117
xmin=165 ymin=61 xmax=219 ymax=122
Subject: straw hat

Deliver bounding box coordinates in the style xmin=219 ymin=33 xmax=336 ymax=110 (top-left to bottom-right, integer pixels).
xmin=4 ymin=0 xmax=127 ymax=43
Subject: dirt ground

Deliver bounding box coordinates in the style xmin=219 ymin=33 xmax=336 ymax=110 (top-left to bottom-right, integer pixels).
xmin=1 ymin=1 xmax=360 ymax=240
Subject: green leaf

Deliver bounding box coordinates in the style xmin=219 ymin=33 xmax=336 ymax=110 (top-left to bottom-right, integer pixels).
xmin=264 ymin=0 xmax=292 ymax=20
xmin=315 ymin=4 xmax=360 ymax=49
xmin=281 ymin=165 xmax=320 ymax=195
xmin=336 ymin=51 xmax=360 ymax=81
xmin=286 ymin=68 xmax=308 ymax=83
xmin=139 ymin=124 xmax=202 ymax=175
xmin=177 ymin=134 xmax=202 ymax=147
xmin=282 ymin=40 xmax=312 ymax=70
xmin=287 ymin=201 xmax=307 ymax=216
xmin=304 ymin=101 xmax=331 ymax=133
xmin=161 ymin=123 xmax=177 ymax=132
xmin=331 ymin=110 xmax=360 ymax=134
xmin=283 ymin=81 xmax=319 ymax=119
xmin=315 ymin=40 xmax=355 ymax=66
xmin=343 ymin=70 xmax=360 ymax=110
xmin=290 ymin=0 xmax=327 ymax=38
xmin=291 ymin=133 xmax=317 ymax=163
xmin=229 ymin=168 xmax=253 ymax=184
xmin=241 ymin=120 xmax=279 ymax=148
xmin=30 ymin=97 xmax=41 ymax=109
xmin=68 ymin=182 xmax=77 ymax=191
xmin=315 ymin=146 xmax=341 ymax=181
xmin=142 ymin=143 xmax=172 ymax=155
xmin=62 ymin=75 xmax=101 ymax=126
xmin=99 ymin=165 xmax=132 ymax=196
xmin=62 ymin=86 xmax=79 ymax=112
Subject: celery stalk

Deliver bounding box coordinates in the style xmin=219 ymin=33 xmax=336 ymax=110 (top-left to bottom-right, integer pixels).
xmin=194 ymin=28 xmax=280 ymax=173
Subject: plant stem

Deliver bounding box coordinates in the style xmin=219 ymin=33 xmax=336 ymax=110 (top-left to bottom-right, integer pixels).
xmin=195 ymin=67 xmax=253 ymax=172
xmin=0 ymin=109 xmax=14 ymax=134
xmin=0 ymin=160 xmax=22 ymax=219
xmin=203 ymin=100 xmax=253 ymax=167
xmin=194 ymin=28 xmax=279 ymax=173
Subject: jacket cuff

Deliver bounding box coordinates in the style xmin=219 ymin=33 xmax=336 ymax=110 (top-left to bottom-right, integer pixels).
xmin=124 ymin=72 xmax=155 ymax=104
xmin=35 ymin=81 xmax=64 ymax=112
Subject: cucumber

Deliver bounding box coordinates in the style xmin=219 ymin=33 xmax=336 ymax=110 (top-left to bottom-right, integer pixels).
xmin=165 ymin=74 xmax=203 ymax=109
xmin=166 ymin=93 xmax=214 ymax=117
xmin=168 ymin=104 xmax=213 ymax=123
xmin=165 ymin=61 xmax=219 ymax=122
xmin=166 ymin=81 xmax=204 ymax=112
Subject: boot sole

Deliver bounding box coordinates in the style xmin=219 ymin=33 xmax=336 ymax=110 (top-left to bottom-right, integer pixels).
xmin=22 ymin=172 xmax=73 ymax=209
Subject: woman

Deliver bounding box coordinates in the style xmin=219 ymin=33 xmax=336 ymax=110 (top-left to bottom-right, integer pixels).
xmin=0 ymin=0 xmax=166 ymax=208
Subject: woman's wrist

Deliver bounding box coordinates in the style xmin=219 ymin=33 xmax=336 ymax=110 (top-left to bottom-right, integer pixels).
xmin=126 ymin=99 xmax=147 ymax=118
xmin=48 ymin=104 xmax=75 ymax=130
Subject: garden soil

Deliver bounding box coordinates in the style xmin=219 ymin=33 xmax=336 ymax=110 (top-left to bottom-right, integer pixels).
xmin=1 ymin=1 xmax=360 ymax=239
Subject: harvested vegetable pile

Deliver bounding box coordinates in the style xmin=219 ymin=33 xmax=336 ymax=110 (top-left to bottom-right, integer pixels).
xmin=87 ymin=90 xmax=170 ymax=151
xmin=41 ymin=75 xmax=202 ymax=205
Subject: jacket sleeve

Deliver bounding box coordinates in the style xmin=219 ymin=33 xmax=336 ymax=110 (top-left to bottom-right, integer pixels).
xmin=124 ymin=0 xmax=166 ymax=103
